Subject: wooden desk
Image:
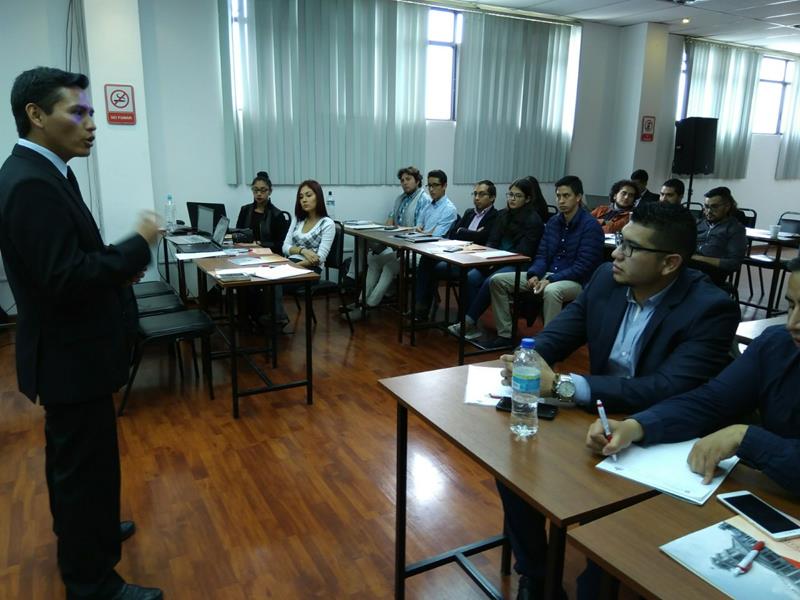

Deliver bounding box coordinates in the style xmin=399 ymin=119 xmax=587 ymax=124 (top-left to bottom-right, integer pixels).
xmin=568 ymin=466 xmax=799 ymax=600
xmin=736 ymin=316 xmax=785 ymax=344
xmin=380 ymin=363 xmax=657 ymax=599
xmin=195 ymin=256 xmax=319 ymax=418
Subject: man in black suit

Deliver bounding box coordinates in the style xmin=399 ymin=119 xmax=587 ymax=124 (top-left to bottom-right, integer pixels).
xmin=630 ymin=168 xmax=660 ymax=204
xmin=0 ymin=68 xmax=162 ymax=599
xmin=414 ymin=179 xmax=499 ymax=319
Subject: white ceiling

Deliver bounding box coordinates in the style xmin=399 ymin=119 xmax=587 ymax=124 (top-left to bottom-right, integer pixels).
xmin=475 ymin=0 xmax=800 ymax=55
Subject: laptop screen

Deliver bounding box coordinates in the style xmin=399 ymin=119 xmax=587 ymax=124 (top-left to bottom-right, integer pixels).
xmin=197 ymin=205 xmax=214 ymax=235
xmin=212 ymin=216 xmax=229 ymax=244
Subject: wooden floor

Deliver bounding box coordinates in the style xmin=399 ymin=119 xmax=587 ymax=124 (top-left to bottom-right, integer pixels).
xmin=0 ymin=264 xmax=789 ymax=599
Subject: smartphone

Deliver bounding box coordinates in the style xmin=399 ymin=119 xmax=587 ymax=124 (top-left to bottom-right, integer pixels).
xmin=495 ymin=397 xmax=558 ymax=420
xmin=717 ymin=491 xmax=800 ymax=540
xmin=443 ymin=246 xmax=462 ymax=253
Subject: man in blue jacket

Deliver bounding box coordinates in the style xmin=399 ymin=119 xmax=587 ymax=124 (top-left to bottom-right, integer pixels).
xmin=589 ymin=255 xmax=800 ymax=496
xmin=486 ymin=175 xmax=604 ymax=347
xmin=497 ymin=201 xmax=740 ymax=600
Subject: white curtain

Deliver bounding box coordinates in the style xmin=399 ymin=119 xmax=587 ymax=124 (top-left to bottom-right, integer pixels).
xmin=684 ymin=39 xmax=760 ymax=179
xmin=224 ymin=0 xmax=427 ymax=185
xmin=776 ymin=59 xmax=800 ymax=179
xmin=453 ymin=13 xmax=577 ymax=183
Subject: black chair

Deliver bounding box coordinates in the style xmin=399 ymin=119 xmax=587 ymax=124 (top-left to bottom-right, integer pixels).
xmin=132 ymin=280 xmax=173 ymax=299
xmin=136 ymin=291 xmax=184 ymax=317
xmin=735 ymin=208 xmax=757 ymax=296
xmin=119 ymin=309 xmax=216 ymax=415
xmin=546 ymin=204 xmax=557 ymax=221
xmin=687 ymin=202 xmax=704 ymax=220
xmin=293 ymin=221 xmax=356 ymax=333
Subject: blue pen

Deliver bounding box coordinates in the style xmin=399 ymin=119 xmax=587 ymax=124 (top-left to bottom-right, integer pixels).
xmin=596 ymin=400 xmax=617 ymax=462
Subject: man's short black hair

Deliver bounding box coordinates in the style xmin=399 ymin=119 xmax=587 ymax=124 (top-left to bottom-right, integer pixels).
xmin=11 ymin=67 xmax=89 ymax=137
xmin=705 ymin=186 xmax=738 ymax=211
xmin=475 ymin=179 xmax=496 ymax=199
xmin=427 ymin=169 xmax=447 ymax=185
xmin=630 ymin=169 xmax=648 ymax=183
xmin=397 ymin=166 xmax=422 ymax=187
xmin=630 ymin=201 xmax=697 ymax=262
xmin=662 ymin=178 xmax=685 ymax=197
xmin=555 ymin=175 xmax=583 ymax=196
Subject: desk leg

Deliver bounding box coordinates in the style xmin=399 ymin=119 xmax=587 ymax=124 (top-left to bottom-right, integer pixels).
xmin=270 ymin=285 xmax=278 ymax=369
xmin=766 ymin=245 xmax=784 ymax=317
xmin=395 ymin=403 xmax=408 ymax=599
xmin=457 ymin=267 xmax=468 ymax=366
xmin=305 ymin=280 xmax=313 ymax=405
xmin=409 ymin=253 xmax=417 ymax=347
xmin=228 ymin=288 xmax=240 ymax=418
xmin=511 ymin=266 xmax=521 ymax=341
xmin=398 ymin=249 xmax=406 ymax=344
xmin=544 ymin=522 xmax=566 ymax=600
xmin=177 ymin=258 xmax=187 ymax=304
xmin=359 ymin=238 xmax=368 ymax=318
xmin=197 ymin=265 xmax=207 ymax=310
xmin=162 ymin=237 xmax=170 ymax=284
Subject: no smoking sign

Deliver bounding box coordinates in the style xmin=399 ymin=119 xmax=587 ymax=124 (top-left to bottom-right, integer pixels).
xmin=104 ymin=84 xmax=136 ymax=125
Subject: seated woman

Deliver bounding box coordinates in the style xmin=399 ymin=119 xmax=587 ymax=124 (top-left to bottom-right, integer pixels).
xmin=447 ymin=177 xmax=544 ymax=340
xmin=236 ymin=171 xmax=290 ymax=255
xmin=282 ymin=179 xmax=335 ymax=273
xmin=591 ymin=179 xmax=638 ymax=234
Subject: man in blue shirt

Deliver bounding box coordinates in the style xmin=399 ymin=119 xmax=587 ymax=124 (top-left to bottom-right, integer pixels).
xmin=588 ymin=256 xmax=800 ymax=496
xmin=486 ymin=175 xmax=604 ymax=347
xmin=497 ymin=202 xmax=739 ymax=600
xmin=415 ymin=169 xmax=457 ymax=236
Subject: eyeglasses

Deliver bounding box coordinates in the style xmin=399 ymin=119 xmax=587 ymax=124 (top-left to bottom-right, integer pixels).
xmin=425 ymin=183 xmax=442 ymax=190
xmin=703 ymin=203 xmax=724 ymax=210
xmin=251 ymin=187 xmax=270 ymax=194
xmin=472 ymin=191 xmax=490 ymax=198
xmin=614 ymin=234 xmax=675 ymax=257
xmin=506 ymin=192 xmax=525 ymax=200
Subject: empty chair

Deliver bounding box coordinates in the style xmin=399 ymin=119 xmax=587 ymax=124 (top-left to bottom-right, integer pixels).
xmin=118 ymin=309 xmax=215 ymax=415
xmin=132 ymin=280 xmax=173 ymax=299
xmin=136 ymin=290 xmax=184 ymax=317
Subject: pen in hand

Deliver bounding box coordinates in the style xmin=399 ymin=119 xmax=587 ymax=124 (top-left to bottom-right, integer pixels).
xmin=596 ymin=400 xmax=617 ymax=462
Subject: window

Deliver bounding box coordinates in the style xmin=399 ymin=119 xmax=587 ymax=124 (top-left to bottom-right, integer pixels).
xmin=676 ymin=51 xmax=687 ymax=121
xmin=425 ymin=8 xmax=462 ymax=120
xmin=752 ymin=56 xmax=793 ymax=135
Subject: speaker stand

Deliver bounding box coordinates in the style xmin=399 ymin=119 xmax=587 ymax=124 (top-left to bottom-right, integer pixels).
xmin=685 ymin=172 xmax=695 ymax=207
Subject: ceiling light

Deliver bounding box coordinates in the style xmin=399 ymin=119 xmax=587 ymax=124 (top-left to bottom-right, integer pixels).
xmin=682 ymin=18 xmax=691 ymax=24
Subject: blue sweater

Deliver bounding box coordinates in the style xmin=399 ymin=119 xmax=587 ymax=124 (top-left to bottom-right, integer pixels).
xmin=527 ymin=207 xmax=604 ymax=284
xmin=633 ymin=326 xmax=800 ymax=495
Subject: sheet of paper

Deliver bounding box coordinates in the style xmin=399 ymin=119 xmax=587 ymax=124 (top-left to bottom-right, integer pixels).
xmin=249 ymin=247 xmax=274 ymax=255
xmin=347 ymin=223 xmax=384 ymax=230
xmin=251 ymin=264 xmax=313 ymax=280
xmin=596 ymin=439 xmax=739 ymax=505
xmin=175 ymin=251 xmax=227 ymax=260
xmin=166 ymin=235 xmax=209 ymax=244
xmin=473 ymin=250 xmax=514 ymax=259
xmin=229 ymin=256 xmax=270 ymax=265
xmin=214 ymin=267 xmax=260 ymax=276
xmin=464 ymin=366 xmax=507 ymax=406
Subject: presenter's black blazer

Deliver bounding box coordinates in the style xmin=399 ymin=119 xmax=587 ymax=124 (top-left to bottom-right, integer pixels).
xmin=0 ymin=144 xmax=150 ymax=405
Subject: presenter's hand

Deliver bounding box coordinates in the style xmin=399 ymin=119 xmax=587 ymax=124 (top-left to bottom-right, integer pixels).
xmin=688 ymin=425 xmax=747 ymax=484
xmin=136 ymin=211 xmax=161 ymax=245
xmin=586 ymin=418 xmax=643 ymax=456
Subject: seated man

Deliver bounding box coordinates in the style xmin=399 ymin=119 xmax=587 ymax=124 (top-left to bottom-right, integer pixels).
xmin=414 ymin=179 xmax=498 ymax=319
xmin=589 ymin=255 xmax=800 ymax=495
xmin=414 ymin=169 xmax=457 ymax=236
xmin=659 ymin=177 xmax=685 ymax=205
xmin=691 ymin=186 xmax=747 ymax=286
xmin=630 ymin=168 xmax=659 ymax=203
xmin=357 ymin=166 xmax=430 ymax=316
xmin=591 ymin=179 xmax=638 ymax=233
xmin=486 ymin=175 xmax=604 ymax=347
xmin=497 ymin=202 xmax=740 ymax=599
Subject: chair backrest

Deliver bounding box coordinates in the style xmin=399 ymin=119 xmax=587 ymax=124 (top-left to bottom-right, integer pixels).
xmin=324 ymin=221 xmax=346 ymax=271
xmin=446 ymin=214 xmax=461 ymax=239
xmin=545 ymin=204 xmax=557 ymax=221
xmin=687 ymin=202 xmax=704 ymax=220
xmin=736 ymin=208 xmax=757 ymax=228
xmin=779 ymin=211 xmax=800 ymax=234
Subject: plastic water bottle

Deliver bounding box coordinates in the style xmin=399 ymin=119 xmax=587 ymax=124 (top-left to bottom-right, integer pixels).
xmin=165 ymin=193 xmax=176 ymax=233
xmin=510 ymin=338 xmax=540 ymax=438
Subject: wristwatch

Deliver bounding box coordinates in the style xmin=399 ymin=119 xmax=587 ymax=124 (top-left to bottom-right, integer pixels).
xmin=551 ymin=374 xmax=576 ymax=405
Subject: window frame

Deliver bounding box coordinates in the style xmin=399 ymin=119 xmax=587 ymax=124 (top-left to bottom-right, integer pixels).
xmin=753 ymin=56 xmax=792 ymax=135
xmin=425 ymin=8 xmax=461 ymax=121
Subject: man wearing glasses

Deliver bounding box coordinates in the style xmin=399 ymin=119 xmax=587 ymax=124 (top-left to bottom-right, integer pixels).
xmin=414 ymin=179 xmax=498 ymax=319
xmin=495 ymin=202 xmax=739 ymax=600
xmin=691 ymin=186 xmax=747 ymax=286
xmin=414 ymin=169 xmax=457 ymax=236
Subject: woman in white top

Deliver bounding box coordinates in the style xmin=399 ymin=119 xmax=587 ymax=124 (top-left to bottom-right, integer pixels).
xmin=282 ymin=179 xmax=335 ymax=272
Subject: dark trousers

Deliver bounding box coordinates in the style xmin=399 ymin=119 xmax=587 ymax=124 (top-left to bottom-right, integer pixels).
xmin=496 ymin=479 xmax=548 ymax=580
xmin=44 ymin=395 xmax=124 ymax=600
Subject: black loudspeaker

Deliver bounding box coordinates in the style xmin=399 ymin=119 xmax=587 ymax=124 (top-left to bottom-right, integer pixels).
xmin=672 ymin=117 xmax=717 ymax=175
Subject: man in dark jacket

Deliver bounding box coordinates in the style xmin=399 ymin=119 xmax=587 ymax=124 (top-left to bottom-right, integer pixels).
xmin=496 ymin=202 xmax=739 ymax=600
xmin=414 ymin=179 xmax=498 ymax=318
xmin=486 ymin=175 xmax=604 ymax=346
xmin=0 ymin=67 xmax=162 ymax=599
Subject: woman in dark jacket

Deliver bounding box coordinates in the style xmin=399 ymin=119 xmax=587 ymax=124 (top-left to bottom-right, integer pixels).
xmin=448 ymin=177 xmax=544 ymax=339
xmin=236 ymin=171 xmax=290 ymax=255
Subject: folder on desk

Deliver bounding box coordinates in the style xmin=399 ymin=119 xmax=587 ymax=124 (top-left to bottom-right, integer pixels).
xmin=596 ymin=439 xmax=739 ymax=505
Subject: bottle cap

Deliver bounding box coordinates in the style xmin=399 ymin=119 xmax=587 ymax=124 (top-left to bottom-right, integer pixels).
xmin=520 ymin=338 xmax=535 ymax=349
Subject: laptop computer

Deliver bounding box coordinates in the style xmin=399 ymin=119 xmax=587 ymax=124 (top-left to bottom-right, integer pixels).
xmin=179 ymin=215 xmax=230 ymax=253
xmin=186 ymin=201 xmax=227 ymax=232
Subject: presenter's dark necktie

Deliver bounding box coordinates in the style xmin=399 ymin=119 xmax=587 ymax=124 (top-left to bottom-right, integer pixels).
xmin=66 ymin=166 xmax=103 ymax=240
